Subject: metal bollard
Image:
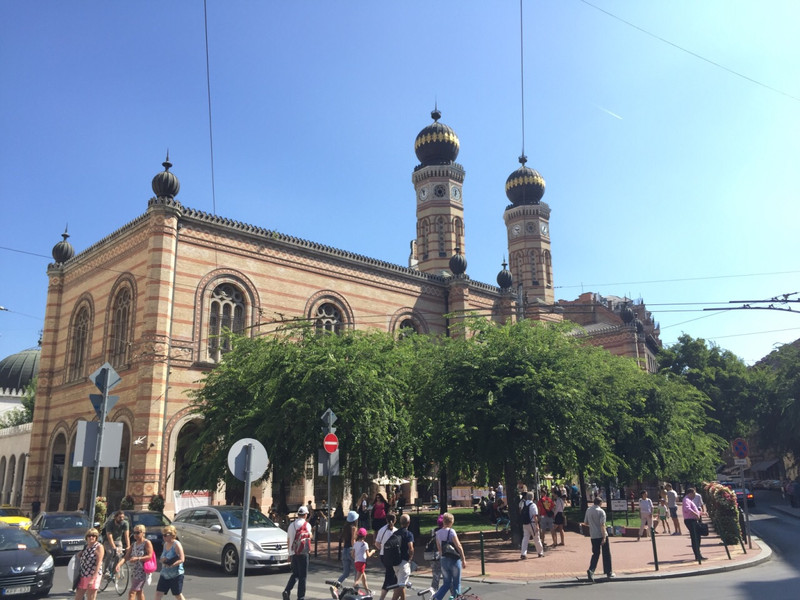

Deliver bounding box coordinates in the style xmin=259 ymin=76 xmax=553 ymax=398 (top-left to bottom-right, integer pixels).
xmin=650 ymin=526 xmax=659 ymax=571
xmin=480 ymin=531 xmax=485 ymax=576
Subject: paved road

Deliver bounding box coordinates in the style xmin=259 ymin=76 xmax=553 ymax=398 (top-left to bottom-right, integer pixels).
xmin=47 ymin=490 xmax=798 ymax=600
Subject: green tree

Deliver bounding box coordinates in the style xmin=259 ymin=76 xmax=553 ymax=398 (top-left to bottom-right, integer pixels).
xmin=0 ymin=377 xmax=36 ymax=428
xmin=754 ymin=341 xmax=800 ymax=463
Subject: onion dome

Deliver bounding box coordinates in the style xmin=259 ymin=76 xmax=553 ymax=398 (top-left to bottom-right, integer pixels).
xmin=505 ymin=155 xmax=545 ymax=206
xmin=620 ymin=306 xmax=635 ymax=324
xmin=496 ymin=259 xmax=513 ymax=290
xmin=634 ymin=318 xmax=644 ymax=334
xmin=0 ymin=347 xmax=40 ymax=394
xmin=414 ymin=109 xmax=460 ymax=166
xmin=449 ymin=247 xmax=467 ymax=275
xmin=151 ymin=152 xmax=180 ymax=199
xmin=52 ymin=229 xmax=75 ymax=264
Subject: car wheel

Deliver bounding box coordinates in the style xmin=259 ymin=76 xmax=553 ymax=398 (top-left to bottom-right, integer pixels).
xmin=222 ymin=545 xmax=239 ymax=576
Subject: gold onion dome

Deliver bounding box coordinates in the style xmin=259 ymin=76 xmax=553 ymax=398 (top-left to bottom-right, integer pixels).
xmin=505 ymin=155 xmax=545 ymax=206
xmin=415 ymin=109 xmax=460 ymax=166
xmin=152 ymin=153 xmax=180 ymax=199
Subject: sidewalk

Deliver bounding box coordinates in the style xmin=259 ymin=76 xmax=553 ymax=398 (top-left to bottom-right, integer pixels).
xmin=312 ymin=523 xmax=769 ymax=584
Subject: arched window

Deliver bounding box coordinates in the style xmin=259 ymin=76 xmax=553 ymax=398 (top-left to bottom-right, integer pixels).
xmin=436 ymin=216 xmax=446 ymax=256
xmin=422 ymin=220 xmax=430 ymax=259
xmin=109 ymin=287 xmax=132 ymax=368
xmin=454 ymin=218 xmax=464 ymax=252
xmin=315 ymin=303 xmax=343 ymax=335
xmin=208 ymin=283 xmax=245 ymax=362
xmin=544 ymin=251 xmax=552 ymax=287
xmin=68 ymin=306 xmax=90 ymax=381
xmin=529 ymin=250 xmax=539 ymax=286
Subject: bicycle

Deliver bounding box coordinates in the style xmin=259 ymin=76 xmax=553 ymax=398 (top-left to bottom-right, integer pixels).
xmin=99 ymin=547 xmax=130 ymax=595
xmin=418 ymin=586 xmax=480 ymax=600
xmin=495 ymin=516 xmax=511 ymax=539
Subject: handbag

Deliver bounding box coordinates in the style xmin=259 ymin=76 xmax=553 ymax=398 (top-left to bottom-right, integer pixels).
xmin=698 ymin=521 xmax=709 ymax=537
xmin=143 ymin=549 xmax=158 ymax=574
xmin=441 ymin=530 xmax=460 ymax=560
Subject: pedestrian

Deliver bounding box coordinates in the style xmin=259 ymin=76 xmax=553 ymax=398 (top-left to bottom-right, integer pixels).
xmin=356 ymin=493 xmax=370 ymax=529
xmin=433 ymin=512 xmax=466 ymax=600
xmin=75 ymin=528 xmax=104 ymax=600
xmin=637 ymin=490 xmax=654 ymax=540
xmin=581 ymin=497 xmax=614 ymax=582
xmin=691 ymin=488 xmax=705 ymax=515
xmin=537 ymin=487 xmax=555 ymax=548
xmin=519 ymin=491 xmax=544 ymax=559
xmin=425 ymin=514 xmax=444 ymax=595
xmin=375 ymin=512 xmax=398 ymax=600
xmin=665 ymin=483 xmax=682 ymax=535
xmin=118 ymin=524 xmax=154 ymax=600
xmin=657 ymin=499 xmax=671 ymax=534
xmin=552 ymin=490 xmax=566 ymax=546
xmin=154 ymin=525 xmax=185 ymax=600
xmin=372 ymin=493 xmax=388 ymax=535
xmin=331 ymin=510 xmax=358 ymax=594
xmin=682 ymin=487 xmax=706 ymax=561
xmin=283 ymin=505 xmax=312 ymax=600
xmin=352 ymin=527 xmax=374 ymax=591
xmin=390 ymin=514 xmax=415 ymax=600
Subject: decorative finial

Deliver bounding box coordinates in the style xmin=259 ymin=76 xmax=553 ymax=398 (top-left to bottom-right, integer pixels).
xmin=501 ymin=256 xmax=508 ymax=270
xmin=518 ymin=154 xmax=527 ymax=166
xmin=431 ymin=102 xmax=441 ymax=122
xmin=163 ymin=150 xmax=172 ymax=172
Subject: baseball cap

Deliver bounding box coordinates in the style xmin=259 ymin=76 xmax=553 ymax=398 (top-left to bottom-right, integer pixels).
xmin=297 ymin=506 xmax=309 ymax=515
xmin=357 ymin=527 xmax=367 ymax=537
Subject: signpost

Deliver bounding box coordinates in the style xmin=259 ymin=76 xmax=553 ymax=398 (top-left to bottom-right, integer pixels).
xmin=321 ymin=408 xmax=337 ymax=559
xmin=87 ymin=362 xmax=121 ymax=525
xmin=227 ymin=438 xmax=269 ymax=600
xmin=731 ymin=438 xmax=752 ymax=548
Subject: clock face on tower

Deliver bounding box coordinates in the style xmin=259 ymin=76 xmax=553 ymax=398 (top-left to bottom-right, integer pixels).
xmin=540 ymin=222 xmax=549 ymax=236
xmin=418 ymin=187 xmax=428 ymax=202
xmin=434 ymin=184 xmax=447 ymax=198
xmin=511 ymin=224 xmax=521 ymax=237
xmin=451 ymin=186 xmax=461 ymax=200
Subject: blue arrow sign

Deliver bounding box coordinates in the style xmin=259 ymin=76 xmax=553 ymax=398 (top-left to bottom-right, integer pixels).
xmin=90 ymin=362 xmax=121 ymax=393
xmin=90 ymin=394 xmax=119 ymax=420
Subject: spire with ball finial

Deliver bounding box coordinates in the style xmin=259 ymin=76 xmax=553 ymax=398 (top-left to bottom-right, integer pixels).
xmin=52 ymin=226 xmax=75 ymax=264
xmin=151 ymin=151 xmax=181 ymax=199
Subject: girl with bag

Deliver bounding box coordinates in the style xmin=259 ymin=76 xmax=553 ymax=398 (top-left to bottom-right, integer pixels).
xmin=155 ymin=525 xmax=186 ymax=600
xmin=433 ymin=513 xmax=466 ymax=600
xmin=118 ymin=525 xmax=155 ymax=600
xmin=75 ymin=528 xmax=104 ymax=600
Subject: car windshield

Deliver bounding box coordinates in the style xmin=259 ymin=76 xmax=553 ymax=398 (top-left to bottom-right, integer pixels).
xmin=219 ymin=508 xmax=276 ymax=529
xmin=133 ymin=514 xmax=171 ymax=527
xmin=0 ymin=528 xmax=38 ymax=551
xmin=0 ymin=508 xmax=23 ymax=517
xmin=45 ymin=515 xmax=89 ymax=529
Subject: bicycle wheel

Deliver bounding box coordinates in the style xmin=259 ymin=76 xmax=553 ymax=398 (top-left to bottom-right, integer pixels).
xmin=98 ymin=557 xmax=114 ymax=592
xmin=113 ymin=562 xmax=130 ymax=595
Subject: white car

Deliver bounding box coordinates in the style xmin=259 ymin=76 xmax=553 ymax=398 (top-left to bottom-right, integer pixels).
xmin=172 ymin=506 xmax=290 ymax=575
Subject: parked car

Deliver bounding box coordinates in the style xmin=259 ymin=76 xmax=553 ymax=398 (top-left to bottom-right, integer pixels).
xmin=0 ymin=506 xmax=32 ymax=530
xmin=720 ymin=482 xmax=755 ymax=507
xmin=102 ymin=511 xmax=172 ymax=557
xmin=0 ymin=523 xmax=54 ymax=597
xmin=172 ymin=505 xmax=289 ymax=575
xmin=29 ymin=511 xmax=90 ymax=561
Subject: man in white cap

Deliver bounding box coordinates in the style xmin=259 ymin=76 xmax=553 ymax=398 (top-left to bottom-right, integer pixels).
xmin=284 ymin=505 xmax=312 ymax=600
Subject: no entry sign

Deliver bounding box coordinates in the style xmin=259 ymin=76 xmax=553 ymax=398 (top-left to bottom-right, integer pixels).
xmin=323 ymin=433 xmax=339 ymax=454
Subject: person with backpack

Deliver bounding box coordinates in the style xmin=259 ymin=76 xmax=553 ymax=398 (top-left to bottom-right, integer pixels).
xmin=283 ymin=506 xmax=312 ymax=600
xmin=388 ymin=514 xmax=414 ymax=600
xmin=375 ymin=513 xmax=398 ymax=600
xmin=519 ymin=491 xmax=544 ymax=559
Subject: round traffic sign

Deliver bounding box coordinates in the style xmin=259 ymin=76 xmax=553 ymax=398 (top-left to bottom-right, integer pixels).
xmin=227 ymin=438 xmax=269 ymax=481
xmin=323 ymin=433 xmax=339 ymax=454
xmin=731 ymin=438 xmax=748 ymax=459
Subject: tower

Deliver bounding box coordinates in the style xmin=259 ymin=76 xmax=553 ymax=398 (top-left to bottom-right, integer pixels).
xmin=503 ymin=155 xmax=556 ymax=316
xmin=412 ymin=109 xmax=465 ymax=275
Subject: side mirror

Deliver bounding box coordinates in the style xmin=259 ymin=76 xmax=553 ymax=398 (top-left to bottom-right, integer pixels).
xmin=210 ymin=524 xmax=222 ymax=533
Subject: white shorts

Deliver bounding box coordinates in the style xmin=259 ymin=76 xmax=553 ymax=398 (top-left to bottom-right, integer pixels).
xmin=394 ymin=560 xmax=411 ymax=585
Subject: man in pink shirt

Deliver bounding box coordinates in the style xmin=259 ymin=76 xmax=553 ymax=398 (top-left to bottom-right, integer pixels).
xmin=681 ymin=488 xmax=706 ymax=561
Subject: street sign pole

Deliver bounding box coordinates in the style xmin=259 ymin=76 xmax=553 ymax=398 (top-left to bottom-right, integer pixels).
xmin=237 ymin=443 xmax=253 ymax=600
xmin=321 ymin=408 xmax=337 ymax=560
xmin=88 ymin=374 xmax=109 ymax=525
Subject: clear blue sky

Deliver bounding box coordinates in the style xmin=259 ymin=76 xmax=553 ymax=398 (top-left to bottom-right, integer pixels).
xmin=1 ymin=1 xmax=798 ymax=365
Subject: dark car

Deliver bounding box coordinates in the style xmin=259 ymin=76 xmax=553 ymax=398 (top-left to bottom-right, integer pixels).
xmin=0 ymin=523 xmax=54 ymax=597
xmin=103 ymin=511 xmax=172 ymax=557
xmin=721 ymin=482 xmax=755 ymax=508
xmin=29 ymin=511 xmax=91 ymax=562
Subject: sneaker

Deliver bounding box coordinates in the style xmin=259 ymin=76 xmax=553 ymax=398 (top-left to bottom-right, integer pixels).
xmin=587 ymin=569 xmax=595 ymax=583
xmin=520 ymin=554 xmax=527 ymax=559
xmin=329 ymin=586 xmax=339 ymax=599
xmin=538 ymin=552 xmax=544 ymax=557
xmin=283 ymin=591 xmax=290 ymax=600
xmin=607 ymin=572 xmax=616 ymax=579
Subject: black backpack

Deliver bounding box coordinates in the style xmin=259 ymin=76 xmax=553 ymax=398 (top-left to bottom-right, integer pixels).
xmin=381 ymin=530 xmax=402 ymax=567
xmin=520 ymin=501 xmax=532 ymax=525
